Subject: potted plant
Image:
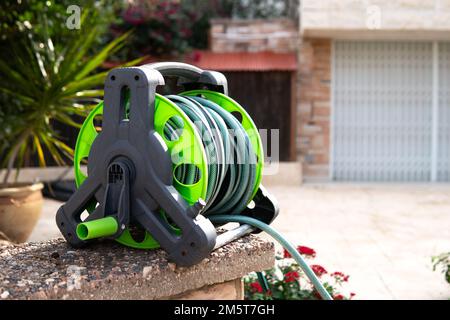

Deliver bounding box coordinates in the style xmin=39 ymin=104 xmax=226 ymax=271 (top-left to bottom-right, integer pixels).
xmin=0 ymin=1 xmax=140 ymax=243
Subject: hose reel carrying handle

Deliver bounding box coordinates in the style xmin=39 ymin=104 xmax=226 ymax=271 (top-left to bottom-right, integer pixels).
xmin=143 ymin=62 xmax=229 ymax=94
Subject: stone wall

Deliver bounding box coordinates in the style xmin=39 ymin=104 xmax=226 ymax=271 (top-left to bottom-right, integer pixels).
xmin=210 ymin=18 xmax=298 ymax=53
xmin=297 ymin=39 xmax=331 ymax=180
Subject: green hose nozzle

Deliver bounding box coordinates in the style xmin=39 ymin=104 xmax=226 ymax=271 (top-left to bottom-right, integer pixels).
xmin=76 ymin=216 xmax=119 ymax=240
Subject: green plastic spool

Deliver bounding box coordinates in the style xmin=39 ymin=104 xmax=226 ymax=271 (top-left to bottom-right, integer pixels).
xmin=74 ymin=94 xmax=208 ymax=249
xmin=74 ymin=90 xmax=264 ymax=249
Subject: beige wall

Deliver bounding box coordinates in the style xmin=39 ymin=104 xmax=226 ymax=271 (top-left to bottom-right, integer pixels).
xmin=302 ymin=0 xmax=450 ymax=39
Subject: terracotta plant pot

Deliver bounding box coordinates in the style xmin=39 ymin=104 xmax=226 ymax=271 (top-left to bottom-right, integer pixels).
xmin=0 ymin=182 xmax=44 ymax=243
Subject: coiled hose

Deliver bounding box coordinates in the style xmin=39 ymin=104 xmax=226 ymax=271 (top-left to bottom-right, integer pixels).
xmin=167 ymin=95 xmax=256 ymax=215
xmin=165 ymin=94 xmax=333 ymax=300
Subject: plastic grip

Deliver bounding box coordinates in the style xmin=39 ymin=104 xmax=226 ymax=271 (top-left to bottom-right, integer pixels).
xmin=76 ymin=216 xmax=119 ymax=240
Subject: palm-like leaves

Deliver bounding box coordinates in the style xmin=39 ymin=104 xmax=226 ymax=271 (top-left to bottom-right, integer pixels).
xmin=0 ymin=6 xmax=141 ymax=182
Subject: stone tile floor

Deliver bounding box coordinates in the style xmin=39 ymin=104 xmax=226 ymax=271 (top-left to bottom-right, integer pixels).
xmin=30 ymin=183 xmax=450 ymax=300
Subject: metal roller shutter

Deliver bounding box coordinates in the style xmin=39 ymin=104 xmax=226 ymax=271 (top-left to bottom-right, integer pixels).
xmin=332 ymin=41 xmax=449 ymax=182
xmin=438 ymin=43 xmax=450 ymax=181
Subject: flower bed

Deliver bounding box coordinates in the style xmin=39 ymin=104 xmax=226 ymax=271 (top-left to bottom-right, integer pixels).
xmin=244 ymin=245 xmax=355 ymax=300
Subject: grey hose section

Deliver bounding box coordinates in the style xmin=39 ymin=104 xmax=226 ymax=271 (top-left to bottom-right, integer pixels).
xmin=208 ymin=215 xmax=333 ymax=300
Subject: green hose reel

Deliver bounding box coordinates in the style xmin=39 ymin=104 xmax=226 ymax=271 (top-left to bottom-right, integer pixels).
xmin=56 ymin=62 xmax=278 ymax=266
xmin=72 ymin=89 xmax=265 ymax=249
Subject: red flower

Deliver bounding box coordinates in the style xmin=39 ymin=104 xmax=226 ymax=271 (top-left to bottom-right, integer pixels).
xmin=283 ymin=248 xmax=292 ymax=258
xmin=311 ymin=264 xmax=328 ymax=277
xmin=297 ymin=246 xmax=316 ymax=257
xmin=350 ymin=292 xmax=356 ymax=299
xmin=331 ymin=271 xmax=349 ymax=282
xmin=250 ymin=282 xmax=263 ymax=293
xmin=333 ymin=294 xmax=344 ymax=300
xmin=313 ymin=290 xmax=322 ymax=300
xmin=266 ymin=289 xmax=272 ymax=297
xmin=284 ymin=271 xmax=300 ymax=283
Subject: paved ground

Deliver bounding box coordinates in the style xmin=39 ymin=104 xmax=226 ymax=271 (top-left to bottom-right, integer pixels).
xmin=30 ymin=183 xmax=450 ymax=300
xmin=268 ymin=184 xmax=450 ymax=300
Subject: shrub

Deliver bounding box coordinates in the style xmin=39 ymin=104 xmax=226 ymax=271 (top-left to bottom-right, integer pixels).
xmin=111 ymin=0 xmax=210 ymax=59
xmin=432 ymin=252 xmax=450 ymax=285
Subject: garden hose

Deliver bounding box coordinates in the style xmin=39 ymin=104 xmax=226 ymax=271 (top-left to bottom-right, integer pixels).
xmin=257 ymin=271 xmax=271 ymax=293
xmin=208 ymin=215 xmax=333 ymax=301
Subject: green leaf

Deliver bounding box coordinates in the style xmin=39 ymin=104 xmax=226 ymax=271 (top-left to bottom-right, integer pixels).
xmin=74 ymin=31 xmax=131 ymax=81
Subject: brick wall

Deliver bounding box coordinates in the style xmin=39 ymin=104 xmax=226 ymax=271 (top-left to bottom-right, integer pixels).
xmin=210 ymin=18 xmax=298 ymax=53
xmin=297 ymin=39 xmax=331 ymax=180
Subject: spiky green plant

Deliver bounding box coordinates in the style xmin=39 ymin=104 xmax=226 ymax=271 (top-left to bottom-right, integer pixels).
xmin=0 ymin=3 xmax=141 ymax=183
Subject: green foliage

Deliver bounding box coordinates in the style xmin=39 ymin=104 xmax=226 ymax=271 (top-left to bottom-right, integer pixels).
xmin=432 ymin=252 xmax=450 ymax=285
xmin=228 ymin=0 xmax=298 ymax=20
xmin=110 ymin=0 xmax=211 ymax=60
xmin=244 ymin=246 xmax=355 ymax=300
xmin=0 ymin=0 xmax=120 ymax=45
xmin=0 ymin=1 xmax=141 ymax=181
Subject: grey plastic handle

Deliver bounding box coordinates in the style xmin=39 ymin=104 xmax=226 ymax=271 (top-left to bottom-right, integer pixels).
xmin=142 ymin=62 xmax=228 ymax=94
xmin=142 ymin=62 xmax=205 ymax=81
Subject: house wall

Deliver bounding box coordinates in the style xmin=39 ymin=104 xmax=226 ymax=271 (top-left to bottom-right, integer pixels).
xmin=302 ymin=0 xmax=450 ymax=37
xmin=297 ymin=39 xmax=331 ymax=180
xmin=298 ymin=1 xmax=450 ymax=180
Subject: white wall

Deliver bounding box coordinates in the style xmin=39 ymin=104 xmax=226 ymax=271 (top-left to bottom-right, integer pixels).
xmin=301 ymin=0 xmax=450 ymax=39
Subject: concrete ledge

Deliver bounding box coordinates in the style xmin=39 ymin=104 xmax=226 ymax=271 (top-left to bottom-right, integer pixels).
xmin=0 ymin=236 xmax=274 ymax=300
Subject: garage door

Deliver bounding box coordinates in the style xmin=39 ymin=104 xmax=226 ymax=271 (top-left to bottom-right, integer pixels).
xmin=439 ymin=43 xmax=450 ymax=181
xmin=332 ymin=41 xmax=449 ymax=182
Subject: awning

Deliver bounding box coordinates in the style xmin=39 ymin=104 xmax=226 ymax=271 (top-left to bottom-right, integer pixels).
xmin=185 ymin=51 xmax=297 ymax=72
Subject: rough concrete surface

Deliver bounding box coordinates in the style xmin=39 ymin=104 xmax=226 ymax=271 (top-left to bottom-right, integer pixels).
xmin=0 ymin=236 xmax=274 ymax=300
